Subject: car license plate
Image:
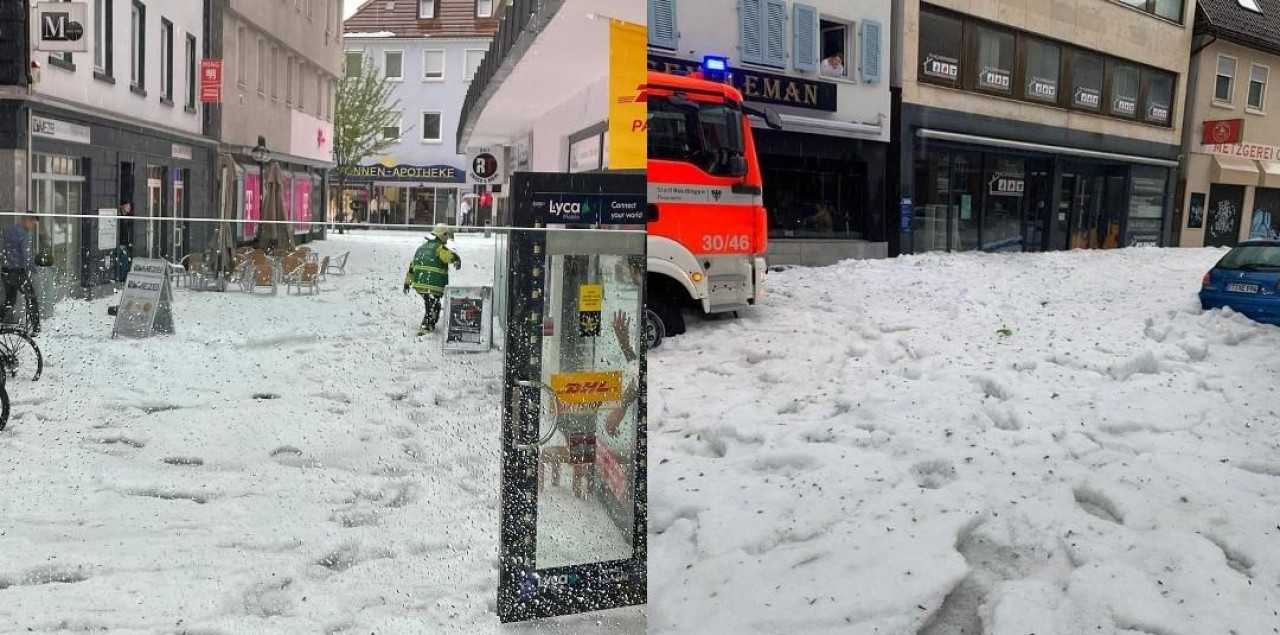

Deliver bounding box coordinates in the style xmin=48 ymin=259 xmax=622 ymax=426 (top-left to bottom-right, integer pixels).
xmin=1226 ymin=282 xmax=1260 ymax=293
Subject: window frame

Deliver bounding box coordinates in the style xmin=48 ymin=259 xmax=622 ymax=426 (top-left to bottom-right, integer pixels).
xmin=344 ymin=50 xmax=364 ymax=76
xmin=464 ymin=48 xmax=486 ymax=83
xmin=382 ymin=112 xmax=403 ymax=142
xmin=185 ymin=33 xmax=197 ymax=111
xmin=1215 ymin=53 xmax=1238 ymax=105
xmin=1109 ymin=0 xmax=1185 ymax=24
xmin=130 ymin=1 xmax=146 ymax=92
xmin=816 ymin=16 xmax=853 ymax=81
xmin=969 ymin=23 xmax=1017 ymax=97
xmin=94 ymin=0 xmax=114 ymax=78
xmin=257 ymin=37 xmax=267 ymax=96
xmin=236 ymin=25 xmax=248 ymax=87
xmin=1020 ymin=35 xmax=1063 ymax=106
xmin=476 ymin=0 xmax=493 ymax=18
xmin=271 ymin=45 xmax=279 ymax=102
xmin=159 ymin=18 xmax=174 ymax=104
xmin=286 ymin=54 xmax=295 ymax=105
xmin=423 ymin=49 xmax=446 ymax=81
xmin=419 ymin=0 xmax=437 ymax=19
xmin=383 ymin=49 xmax=405 ymax=82
xmin=1248 ymin=63 xmax=1269 ymax=113
xmin=1107 ymin=60 xmax=1141 ymax=119
xmin=917 ymin=6 xmax=965 ymax=89
xmin=421 ymin=111 xmax=443 ymax=143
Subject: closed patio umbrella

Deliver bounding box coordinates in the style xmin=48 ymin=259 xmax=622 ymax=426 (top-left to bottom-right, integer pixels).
xmin=208 ymin=153 xmax=238 ymax=289
xmin=255 ymin=162 xmax=294 ymax=253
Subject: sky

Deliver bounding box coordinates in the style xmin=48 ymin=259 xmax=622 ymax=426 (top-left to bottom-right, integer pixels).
xmin=344 ymin=0 xmax=365 ymax=20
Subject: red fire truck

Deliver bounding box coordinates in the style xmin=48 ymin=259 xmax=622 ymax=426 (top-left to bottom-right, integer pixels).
xmin=645 ymin=59 xmax=782 ymax=349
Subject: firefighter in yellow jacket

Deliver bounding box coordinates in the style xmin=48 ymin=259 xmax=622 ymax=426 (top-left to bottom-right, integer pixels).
xmin=403 ymin=224 xmax=462 ymax=335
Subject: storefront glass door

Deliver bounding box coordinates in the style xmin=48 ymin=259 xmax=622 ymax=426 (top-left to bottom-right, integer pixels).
xmin=1063 ymin=164 xmax=1128 ymax=249
xmin=31 ymin=154 xmax=85 ymax=297
xmin=145 ymin=167 xmax=164 ymax=258
xmin=169 ymin=171 xmax=186 ymax=261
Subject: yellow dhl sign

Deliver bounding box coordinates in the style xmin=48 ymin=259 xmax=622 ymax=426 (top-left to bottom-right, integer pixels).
xmin=550 ymin=371 xmax=623 ymax=405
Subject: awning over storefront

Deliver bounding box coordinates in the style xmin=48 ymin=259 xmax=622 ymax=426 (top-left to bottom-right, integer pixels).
xmin=917 ymin=129 xmax=1180 ymax=168
xmin=1259 ymin=160 xmax=1280 ymax=188
xmin=763 ymin=114 xmax=883 ymax=139
xmin=1211 ymin=154 xmax=1261 ymax=186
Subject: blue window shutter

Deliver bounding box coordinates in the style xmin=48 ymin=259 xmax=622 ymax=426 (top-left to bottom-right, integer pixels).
xmin=648 ymin=0 xmax=679 ymax=50
xmin=860 ymin=19 xmax=883 ymax=83
xmin=763 ymin=0 xmax=787 ymax=68
xmin=739 ymin=0 xmax=764 ymax=65
xmin=792 ymin=3 xmax=817 ymax=72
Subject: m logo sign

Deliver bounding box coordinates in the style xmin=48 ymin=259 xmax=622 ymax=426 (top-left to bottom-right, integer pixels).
xmin=33 ymin=2 xmax=88 ymax=53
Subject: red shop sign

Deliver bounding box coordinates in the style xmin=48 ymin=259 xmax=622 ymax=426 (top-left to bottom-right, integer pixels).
xmin=200 ymin=59 xmax=223 ymax=103
xmin=1202 ymin=119 xmax=1243 ymax=145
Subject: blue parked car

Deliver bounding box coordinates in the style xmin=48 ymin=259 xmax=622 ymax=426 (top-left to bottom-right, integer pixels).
xmin=1200 ymin=240 xmax=1280 ymax=326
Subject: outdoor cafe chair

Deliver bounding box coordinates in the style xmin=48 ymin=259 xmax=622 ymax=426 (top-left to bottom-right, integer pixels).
xmin=247 ymin=263 xmax=278 ymax=295
xmin=285 ymin=262 xmax=321 ymax=295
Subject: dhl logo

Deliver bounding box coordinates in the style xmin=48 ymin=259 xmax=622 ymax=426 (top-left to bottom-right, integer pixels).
xmin=616 ymin=83 xmax=649 ymax=105
xmin=550 ymin=371 xmax=623 ymax=405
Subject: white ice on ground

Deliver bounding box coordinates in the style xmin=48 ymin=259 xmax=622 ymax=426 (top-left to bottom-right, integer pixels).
xmin=650 ymin=247 xmax=1280 ymax=635
xmin=0 ymin=232 xmax=642 ymax=634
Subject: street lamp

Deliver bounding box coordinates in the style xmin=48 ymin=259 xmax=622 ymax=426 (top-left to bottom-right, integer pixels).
xmin=251 ymin=136 xmax=270 ymax=234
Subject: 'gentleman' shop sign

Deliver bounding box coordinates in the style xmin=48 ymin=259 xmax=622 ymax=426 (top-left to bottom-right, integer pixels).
xmin=335 ymin=164 xmax=464 ymax=183
xmin=648 ymin=55 xmax=837 ymax=113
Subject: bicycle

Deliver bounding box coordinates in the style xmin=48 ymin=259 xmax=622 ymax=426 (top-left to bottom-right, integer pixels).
xmin=0 ymin=325 xmax=42 ymax=383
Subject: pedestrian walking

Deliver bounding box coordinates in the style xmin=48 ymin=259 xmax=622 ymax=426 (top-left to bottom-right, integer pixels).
xmin=403 ymin=223 xmax=462 ymax=336
xmin=1 ymin=214 xmax=40 ymax=335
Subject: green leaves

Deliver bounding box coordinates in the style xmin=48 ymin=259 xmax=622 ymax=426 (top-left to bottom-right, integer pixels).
xmin=334 ymin=58 xmax=410 ymax=169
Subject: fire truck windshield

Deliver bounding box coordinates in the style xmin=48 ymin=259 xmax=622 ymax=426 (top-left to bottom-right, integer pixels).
xmin=649 ymin=97 xmax=746 ymax=177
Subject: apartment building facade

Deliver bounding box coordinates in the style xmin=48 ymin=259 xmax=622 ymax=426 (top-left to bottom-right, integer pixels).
xmin=893 ymin=0 xmax=1194 ymax=256
xmin=206 ymin=0 xmax=343 ymax=246
xmin=1175 ymin=0 xmax=1280 ymax=247
xmin=648 ymin=0 xmax=893 ymax=266
xmin=0 ymin=0 xmax=211 ymax=298
xmin=341 ymin=0 xmax=498 ymax=226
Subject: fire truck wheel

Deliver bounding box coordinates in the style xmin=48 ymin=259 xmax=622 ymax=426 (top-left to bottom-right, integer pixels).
xmin=643 ymin=307 xmax=665 ymax=350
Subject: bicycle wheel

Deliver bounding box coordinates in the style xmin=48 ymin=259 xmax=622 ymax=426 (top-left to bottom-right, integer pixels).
xmin=0 ymin=328 xmax=42 ymax=382
xmin=0 ymin=375 xmax=9 ymax=432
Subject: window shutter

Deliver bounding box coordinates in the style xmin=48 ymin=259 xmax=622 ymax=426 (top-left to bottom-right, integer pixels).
xmin=649 ymin=0 xmax=678 ymax=50
xmin=763 ymin=0 xmax=787 ymax=68
xmin=860 ymin=19 xmax=882 ymax=83
xmin=792 ymin=3 xmax=817 ymax=72
xmin=739 ymin=0 xmax=764 ymax=65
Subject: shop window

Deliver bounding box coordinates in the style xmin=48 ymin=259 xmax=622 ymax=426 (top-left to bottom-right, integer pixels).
xmin=421 ymin=112 xmax=442 ymax=143
xmin=1144 ymin=71 xmax=1174 ymax=125
xmin=383 ymin=51 xmax=404 ymax=81
xmin=918 ymin=8 xmax=963 ymax=86
xmin=419 ymin=0 xmax=437 ymax=19
xmin=975 ymin=26 xmax=1015 ymax=95
xmin=1070 ymin=52 xmax=1104 ymax=111
xmin=1251 ymin=188 xmax=1280 ymax=240
xmin=1248 ymin=64 xmax=1269 ymax=111
xmin=1111 ymin=63 xmax=1140 ymax=118
xmin=424 ymin=50 xmax=445 ymax=80
xmin=464 ymin=49 xmax=486 ymax=82
xmin=344 ymin=51 xmax=363 ymax=76
xmin=819 ymin=19 xmax=849 ymax=78
xmin=1127 ymin=167 xmax=1167 ymax=246
xmin=1215 ymin=55 xmax=1237 ymax=104
xmin=1023 ymin=39 xmax=1061 ymax=104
